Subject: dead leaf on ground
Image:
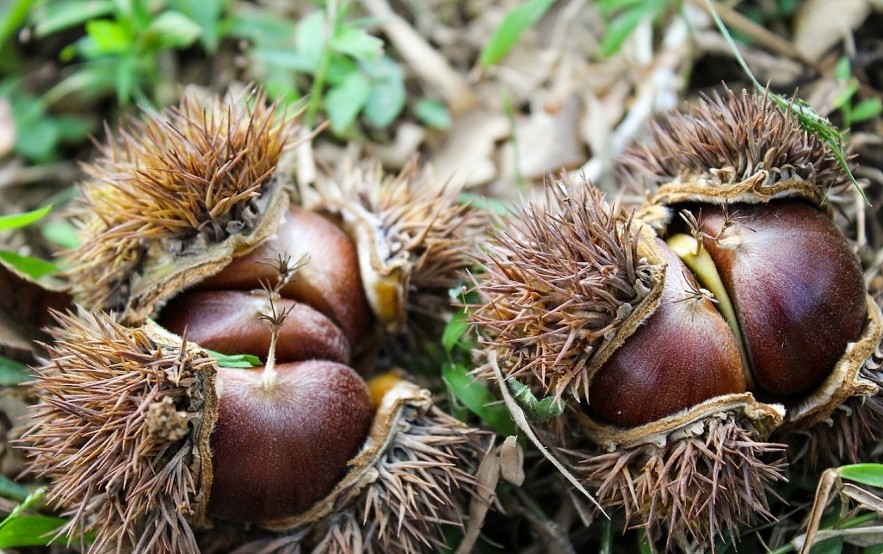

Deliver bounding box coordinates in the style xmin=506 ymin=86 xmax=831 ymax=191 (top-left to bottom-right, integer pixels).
xmin=793 ymin=0 xmax=871 ymax=63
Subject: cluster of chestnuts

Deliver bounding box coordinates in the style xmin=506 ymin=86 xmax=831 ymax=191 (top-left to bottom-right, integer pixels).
xmin=19 ymin=89 xmax=486 ymax=553
xmin=469 ymin=90 xmax=883 ymax=549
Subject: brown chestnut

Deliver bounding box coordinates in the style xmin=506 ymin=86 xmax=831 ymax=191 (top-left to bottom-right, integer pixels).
xmin=198 ymin=206 xmax=370 ymax=347
xmin=159 ymin=290 xmax=351 ymax=365
xmin=693 ymin=200 xmax=866 ymax=396
xmin=589 ymin=239 xmax=746 ymax=426
xmin=200 ymin=361 xmax=371 ymax=522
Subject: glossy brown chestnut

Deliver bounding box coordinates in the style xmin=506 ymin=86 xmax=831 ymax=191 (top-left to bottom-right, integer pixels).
xmin=589 ymin=239 xmax=746 ymax=427
xmin=207 ymin=360 xmax=373 ymax=522
xmin=198 ymin=206 xmax=370 ymax=347
xmin=159 ymin=290 xmax=351 ymax=365
xmin=696 ymin=200 xmax=867 ymax=396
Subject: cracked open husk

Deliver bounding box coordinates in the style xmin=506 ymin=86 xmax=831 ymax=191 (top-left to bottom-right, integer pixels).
xmin=470 ymin=138 xmax=883 ymax=547
xmin=21 ymin=87 xmax=488 ymax=553
xmin=20 ymin=311 xmax=484 ymax=553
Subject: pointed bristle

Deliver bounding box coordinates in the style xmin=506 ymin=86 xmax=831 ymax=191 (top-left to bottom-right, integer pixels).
xmin=358 ymin=404 xmax=484 ymax=553
xmin=359 ymin=161 xmax=482 ymax=325
xmin=470 ymin=181 xmax=655 ymax=401
xmin=788 ymin=345 xmax=883 ymax=470
xmin=17 ymin=310 xmax=213 ymax=553
xmin=619 ymin=89 xmax=848 ymax=192
xmin=68 ymin=89 xmax=294 ymax=312
xmin=578 ymin=417 xmax=787 ymax=550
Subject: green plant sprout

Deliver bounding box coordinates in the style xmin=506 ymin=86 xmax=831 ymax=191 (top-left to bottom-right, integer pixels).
xmin=238 ymin=1 xmax=405 ymax=134
xmin=832 ymin=57 xmax=883 ymax=130
xmin=29 ymin=0 xmax=207 ymax=105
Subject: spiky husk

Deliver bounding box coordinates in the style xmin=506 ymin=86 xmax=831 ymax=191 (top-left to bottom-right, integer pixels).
xmin=469 ymin=181 xmax=658 ymax=401
xmin=18 ymin=310 xmax=217 ymax=553
xmin=783 ymin=302 xmax=883 ymax=471
xmin=230 ymin=391 xmax=485 ymax=554
xmin=620 ymin=89 xmax=847 ymax=199
xmin=296 ymin=159 xmax=482 ymax=337
xmin=68 ymin=88 xmax=293 ymax=313
xmin=576 ymin=413 xmax=786 ymax=550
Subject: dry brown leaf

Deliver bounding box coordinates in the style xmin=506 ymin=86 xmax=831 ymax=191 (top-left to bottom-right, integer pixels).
xmin=500 ymin=95 xmax=586 ymax=182
xmin=500 ymin=435 xmax=525 ymax=486
xmin=429 ymin=110 xmax=509 ymax=188
xmin=793 ymin=0 xmax=871 ymax=63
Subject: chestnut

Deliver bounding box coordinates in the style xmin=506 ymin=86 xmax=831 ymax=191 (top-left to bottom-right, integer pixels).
xmin=159 ymin=290 xmax=351 ymax=365
xmin=588 ymin=238 xmax=745 ymax=426
xmin=692 ymin=200 xmax=866 ymax=396
xmin=470 ymin=90 xmax=883 ymax=549
xmin=196 ymin=206 xmax=370 ymax=347
xmin=207 ymin=360 xmax=373 ymax=522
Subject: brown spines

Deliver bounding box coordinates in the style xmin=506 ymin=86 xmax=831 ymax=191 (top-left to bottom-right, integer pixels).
xmin=300 ymin=160 xmax=483 ymax=336
xmin=18 ymin=310 xmax=217 ymax=553
xmin=579 ymin=415 xmax=786 ymax=550
xmin=68 ymin=88 xmax=293 ymax=312
xmin=470 ymin=182 xmax=656 ymax=401
xmin=620 ymin=89 xmax=847 ymax=193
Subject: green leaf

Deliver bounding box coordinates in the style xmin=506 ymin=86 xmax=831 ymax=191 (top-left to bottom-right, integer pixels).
xmin=0 ymin=251 xmax=57 ymax=279
xmin=442 ymin=362 xmax=517 ymax=436
xmin=0 ymin=476 xmax=28 ymax=502
xmin=850 ymin=97 xmax=882 ymax=124
xmin=31 ymin=0 xmax=115 ymax=38
xmin=362 ymin=56 xmax=405 ymax=128
xmin=0 ymin=515 xmax=68 ymax=548
xmin=0 ymin=205 xmax=51 ymax=231
xmin=0 ymin=356 xmax=33 ymax=386
xmin=479 ymin=0 xmax=555 ymax=67
xmin=41 ymin=219 xmax=81 ymax=249
xmin=84 ymin=19 xmax=131 ymax=55
xmin=331 ymin=25 xmax=382 ymax=60
xmin=599 ymin=0 xmax=670 ymax=57
xmin=295 ymin=10 xmax=327 ymax=73
xmin=839 ymin=464 xmax=883 ymax=488
xmin=205 ymin=350 xmax=262 ymax=369
xmin=810 ymin=536 xmax=844 ymax=554
xmin=145 ymin=10 xmax=202 ymax=49
xmin=415 ymin=98 xmax=451 ymax=130
xmin=171 ymin=0 xmax=223 ymax=51
xmin=0 ymin=0 xmax=36 ymax=46
xmin=224 ymin=6 xmax=295 ymax=45
xmin=325 ymin=71 xmax=370 ymax=133
xmin=507 ymin=379 xmax=564 ymax=422
xmin=252 ymin=48 xmax=316 ymax=73
xmin=442 ymin=310 xmax=470 ymax=354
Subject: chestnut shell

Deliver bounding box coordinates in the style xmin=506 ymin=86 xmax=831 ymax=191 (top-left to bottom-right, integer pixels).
xmin=696 ymin=201 xmax=867 ymax=396
xmin=589 ymin=239 xmax=746 ymax=426
xmin=207 ymin=360 xmax=373 ymax=522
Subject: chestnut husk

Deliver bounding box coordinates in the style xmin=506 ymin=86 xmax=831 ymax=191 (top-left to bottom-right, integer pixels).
xmin=19 ymin=87 xmax=487 ymax=553
xmin=21 ymin=312 xmax=483 ymax=553
xmin=470 ymin=91 xmax=883 ymax=549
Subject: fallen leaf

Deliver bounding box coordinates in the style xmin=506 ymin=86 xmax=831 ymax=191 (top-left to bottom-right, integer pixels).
xmin=793 ymin=0 xmax=870 ymax=63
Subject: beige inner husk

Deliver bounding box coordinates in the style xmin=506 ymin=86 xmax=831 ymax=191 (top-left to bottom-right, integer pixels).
xmin=635 ymin=174 xmax=831 ymax=231
xmin=121 ymin=176 xmax=292 ymax=323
